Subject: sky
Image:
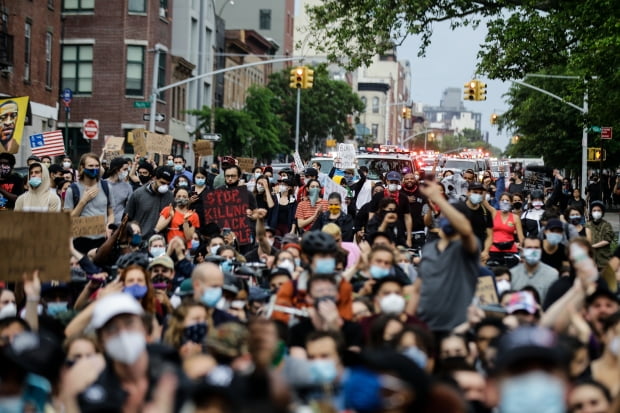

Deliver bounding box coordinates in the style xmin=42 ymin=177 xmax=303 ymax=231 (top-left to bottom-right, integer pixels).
xmin=397 ymin=20 xmax=512 ymax=150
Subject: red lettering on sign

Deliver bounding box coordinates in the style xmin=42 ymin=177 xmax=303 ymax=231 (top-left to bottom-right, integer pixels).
xmin=202 ymin=187 xmax=252 ymax=245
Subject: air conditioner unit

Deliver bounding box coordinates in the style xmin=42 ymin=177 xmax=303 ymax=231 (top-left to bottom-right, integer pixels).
xmin=159 ymin=7 xmax=166 ymax=18
xmin=0 ymin=66 xmax=12 ymax=74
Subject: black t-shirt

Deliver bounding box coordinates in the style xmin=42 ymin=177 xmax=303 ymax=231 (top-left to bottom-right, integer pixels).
xmin=401 ymin=187 xmax=425 ymax=231
xmin=0 ymin=173 xmax=25 ymax=209
xmin=369 ymin=191 xmax=410 ymax=216
xmin=288 ymin=318 xmax=363 ymax=350
xmin=508 ymin=182 xmax=525 ymax=195
xmin=542 ymin=244 xmax=568 ymax=273
xmin=466 ymin=204 xmax=492 ymax=246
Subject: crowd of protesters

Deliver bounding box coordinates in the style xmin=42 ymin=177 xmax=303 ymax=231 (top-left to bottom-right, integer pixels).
xmin=1 ymin=149 xmax=620 ymax=413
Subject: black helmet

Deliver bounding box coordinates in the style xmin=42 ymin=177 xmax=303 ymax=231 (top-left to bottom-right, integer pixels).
xmin=590 ymin=200 xmax=605 ymax=215
xmin=530 ymin=189 xmax=544 ymax=200
xmin=301 ymin=231 xmax=337 ymax=255
xmin=116 ymin=252 xmax=150 ymax=270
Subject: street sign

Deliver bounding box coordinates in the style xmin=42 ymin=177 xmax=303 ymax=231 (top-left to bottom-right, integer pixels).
xmin=590 ymin=126 xmax=602 ymax=133
xmin=82 ymin=119 xmax=99 ymax=140
xmin=62 ymin=88 xmax=72 ymax=107
xmin=601 ymin=127 xmax=613 ymax=140
xmin=142 ymin=113 xmax=165 ymax=122
xmin=202 ymin=134 xmax=222 ymax=142
xmin=133 ymin=101 xmax=151 ymax=109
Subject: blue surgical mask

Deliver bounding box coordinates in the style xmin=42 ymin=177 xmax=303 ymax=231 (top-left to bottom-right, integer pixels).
xmin=308 ymin=187 xmax=320 ymax=197
xmin=343 ymin=368 xmax=383 ymax=412
xmin=314 ymin=257 xmax=336 ymax=274
xmin=130 ymin=233 xmax=142 ymax=246
xmin=195 ymin=178 xmax=206 ymax=186
xmin=402 ymin=346 xmax=428 ymax=369
xmin=191 ymin=239 xmax=200 ymax=249
xmin=221 ymin=259 xmax=234 ymax=273
xmin=150 ymin=246 xmax=166 ymax=257
xmin=294 ymin=258 xmax=301 ymax=268
xmin=46 ymin=301 xmax=68 ymax=316
xmin=178 ymin=181 xmax=188 ymax=188
xmin=167 ymin=160 xmax=174 ymax=167
xmin=546 ymin=232 xmax=563 ymax=246
xmin=469 ymin=193 xmax=483 ymax=205
xmin=201 ymin=286 xmax=222 ymax=307
xmin=124 ymin=284 xmax=148 ymax=299
xmin=174 ymin=164 xmax=183 ymax=171
xmin=499 ymin=372 xmax=566 ymax=413
xmin=182 ymin=322 xmax=208 ymax=344
xmin=369 ymin=265 xmax=390 ymax=279
xmin=309 ymin=359 xmax=338 ymax=384
xmin=522 ymin=248 xmax=542 ymax=265
xmin=439 ymin=216 xmax=456 ymax=236
xmin=29 ymin=177 xmax=42 ymax=188
xmin=499 ymin=200 xmax=512 ymax=212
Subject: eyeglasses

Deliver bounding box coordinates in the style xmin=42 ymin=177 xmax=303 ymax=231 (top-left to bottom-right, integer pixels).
xmin=225 ymin=174 xmax=238 ymax=179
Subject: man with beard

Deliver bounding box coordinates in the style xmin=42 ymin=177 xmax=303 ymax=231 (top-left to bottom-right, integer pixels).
xmin=401 ymin=172 xmax=426 ymax=248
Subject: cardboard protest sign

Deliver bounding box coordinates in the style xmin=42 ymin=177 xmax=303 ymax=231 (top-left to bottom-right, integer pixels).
xmin=145 ymin=132 xmax=173 ymax=155
xmin=102 ymin=136 xmax=125 ymax=163
xmin=337 ymin=143 xmax=356 ymax=169
xmin=71 ymin=215 xmax=106 ymax=238
xmin=237 ymin=157 xmax=256 ymax=173
xmin=193 ymin=140 xmax=213 ymax=156
xmin=475 ymin=276 xmax=499 ymax=305
xmin=0 ymin=96 xmax=30 ymax=155
xmin=323 ymin=177 xmax=348 ymax=209
xmin=0 ymin=212 xmax=71 ymax=281
xmin=203 ymin=187 xmax=252 ymax=245
xmin=293 ymin=152 xmax=304 ymax=172
xmin=130 ymin=128 xmax=147 ymax=156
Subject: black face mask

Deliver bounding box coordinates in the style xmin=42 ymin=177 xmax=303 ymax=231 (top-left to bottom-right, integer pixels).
xmin=139 ymin=175 xmax=151 ymax=184
xmin=227 ymin=180 xmax=239 ymax=187
xmin=512 ymin=201 xmax=523 ymax=210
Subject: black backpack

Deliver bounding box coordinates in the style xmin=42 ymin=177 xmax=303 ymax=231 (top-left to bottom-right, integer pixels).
xmin=70 ymin=180 xmax=110 ymax=207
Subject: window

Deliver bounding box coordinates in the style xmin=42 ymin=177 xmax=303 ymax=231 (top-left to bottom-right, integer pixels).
xmin=361 ymin=96 xmax=367 ymax=109
xmin=63 ymin=0 xmax=94 ymax=11
xmin=259 ymin=9 xmax=271 ymax=30
xmin=61 ymin=45 xmax=93 ymax=94
xmin=45 ymin=33 xmax=53 ymax=88
xmin=128 ymin=0 xmax=145 ymax=13
xmin=125 ymin=45 xmax=144 ymax=95
xmin=157 ymin=51 xmax=166 ymax=100
xmin=159 ymin=0 xmax=168 ymax=18
xmin=48 ymin=0 xmax=54 ymax=9
xmin=371 ymin=124 xmax=379 ymax=138
xmin=372 ymin=97 xmax=379 ymax=113
xmin=24 ymin=22 xmax=31 ymax=81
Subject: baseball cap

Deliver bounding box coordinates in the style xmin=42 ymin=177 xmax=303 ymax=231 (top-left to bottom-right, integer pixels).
xmin=175 ymin=278 xmax=194 ymax=297
xmin=148 ymin=255 xmax=175 ymax=270
xmin=505 ymin=291 xmax=538 ymax=315
xmin=495 ymin=326 xmax=567 ymax=373
xmin=155 ymin=165 xmax=174 ymax=181
xmin=386 ymin=171 xmax=401 ymax=182
xmin=545 ymin=218 xmax=564 ymax=231
xmin=88 ymin=292 xmax=144 ymax=331
xmin=586 ymin=286 xmax=620 ymax=306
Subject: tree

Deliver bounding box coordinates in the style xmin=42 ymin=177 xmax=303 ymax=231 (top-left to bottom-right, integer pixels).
xmin=267 ymin=64 xmax=365 ymax=159
xmin=244 ymin=86 xmax=288 ymax=162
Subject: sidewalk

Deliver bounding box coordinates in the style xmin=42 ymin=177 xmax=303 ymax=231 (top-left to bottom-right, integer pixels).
xmin=603 ymin=210 xmax=620 ymax=239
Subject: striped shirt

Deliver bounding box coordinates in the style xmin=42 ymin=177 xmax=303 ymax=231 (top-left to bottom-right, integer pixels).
xmin=295 ymin=199 xmax=328 ymax=230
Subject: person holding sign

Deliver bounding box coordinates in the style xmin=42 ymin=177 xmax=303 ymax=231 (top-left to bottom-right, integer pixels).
xmin=155 ymin=187 xmax=200 ymax=249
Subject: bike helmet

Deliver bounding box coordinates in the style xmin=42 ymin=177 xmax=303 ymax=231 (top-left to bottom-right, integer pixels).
xmin=116 ymin=252 xmax=150 ymax=270
xmin=301 ymin=231 xmax=337 ymax=255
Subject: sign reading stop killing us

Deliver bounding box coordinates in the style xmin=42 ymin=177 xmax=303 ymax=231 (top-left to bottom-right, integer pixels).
xmin=203 ymin=187 xmax=252 ymax=245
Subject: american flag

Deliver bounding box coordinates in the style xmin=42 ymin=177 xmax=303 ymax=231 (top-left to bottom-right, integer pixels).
xmin=29 ymin=130 xmax=66 ymax=157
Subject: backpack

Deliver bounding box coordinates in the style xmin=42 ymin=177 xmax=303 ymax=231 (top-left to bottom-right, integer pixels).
xmin=71 ymin=180 xmax=110 ymax=208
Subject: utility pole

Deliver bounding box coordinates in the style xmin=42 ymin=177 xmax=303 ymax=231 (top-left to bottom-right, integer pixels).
xmin=148 ymin=44 xmax=166 ymax=132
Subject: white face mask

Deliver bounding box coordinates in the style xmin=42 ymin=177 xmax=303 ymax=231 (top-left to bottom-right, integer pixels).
xmin=104 ymin=330 xmax=146 ymax=365
xmin=157 ymin=184 xmax=169 ymax=194
xmin=150 ymin=246 xmax=166 ymax=257
xmin=210 ymin=245 xmax=221 ymax=255
xmin=592 ymin=211 xmax=603 ymax=220
xmin=119 ymin=171 xmax=128 ymax=180
xmin=62 ymin=161 xmax=71 ymax=168
xmin=388 ymin=183 xmax=399 ymax=192
xmin=379 ymin=293 xmax=405 ymax=314
xmin=278 ymin=260 xmax=295 ymax=275
xmin=0 ymin=302 xmax=17 ymax=319
xmin=496 ymin=279 xmax=511 ymax=295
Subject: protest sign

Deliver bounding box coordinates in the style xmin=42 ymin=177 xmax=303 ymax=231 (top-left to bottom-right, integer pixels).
xmin=475 ymin=276 xmax=499 ymax=305
xmin=146 ymin=132 xmax=173 ymax=155
xmin=0 ymin=212 xmax=71 ymax=281
xmin=193 ymin=140 xmax=213 ymax=156
xmin=237 ymin=157 xmax=255 ymax=173
xmin=102 ymin=136 xmax=125 ymax=163
xmin=293 ymin=152 xmax=304 ymax=172
xmin=130 ymin=128 xmax=147 ymax=156
xmin=323 ymin=178 xmax=348 ymax=209
xmin=71 ymin=215 xmax=106 ymax=238
xmin=337 ymin=143 xmax=356 ymax=169
xmin=202 ymin=187 xmax=252 ymax=245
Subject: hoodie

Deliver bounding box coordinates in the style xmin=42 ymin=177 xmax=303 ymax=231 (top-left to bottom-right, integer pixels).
xmin=14 ymin=164 xmax=61 ymax=212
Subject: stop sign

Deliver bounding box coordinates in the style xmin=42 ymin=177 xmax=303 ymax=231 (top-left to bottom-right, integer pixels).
xmin=83 ymin=119 xmax=99 ymax=140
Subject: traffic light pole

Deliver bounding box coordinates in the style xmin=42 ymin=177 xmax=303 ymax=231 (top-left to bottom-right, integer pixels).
xmin=295 ymin=87 xmax=301 ymax=154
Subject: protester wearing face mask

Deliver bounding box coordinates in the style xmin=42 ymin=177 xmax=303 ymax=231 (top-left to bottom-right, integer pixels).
xmin=163 ymin=302 xmax=209 ymax=360
xmin=126 ymin=166 xmax=174 ymax=239
xmin=103 ymin=157 xmax=133 ymax=225
xmin=191 ymin=262 xmax=238 ymax=328
xmin=268 ymin=178 xmax=297 ymax=236
xmin=368 ymin=171 xmax=413 ymax=248
xmin=312 ymin=192 xmax=354 ymax=241
xmin=71 ymin=293 xmax=187 ymax=412
xmin=295 ymin=178 xmax=328 ymax=232
xmin=565 ymin=206 xmax=590 ymax=241
xmin=509 ymin=236 xmax=559 ymax=303
xmin=464 ymin=182 xmax=493 ymax=264
xmin=521 ymin=189 xmax=546 ymax=238
xmin=487 ymin=192 xmax=524 ymax=267
xmin=288 ymin=275 xmax=363 ymax=357
xmin=273 ymin=250 xmax=298 ymax=281
xmin=154 ymin=187 xmax=199 ymax=249
xmin=586 ymin=201 xmax=614 ymax=270
xmin=14 ymin=162 xmax=61 ymax=212
xmin=0 ymin=288 xmax=17 ymax=320
xmin=272 ymin=231 xmax=354 ymax=324
xmin=366 ymin=198 xmax=409 ymax=247
xmin=541 ymin=218 xmax=569 ymax=273
xmin=169 ymin=155 xmax=193 ymax=189
xmin=119 ymin=265 xmax=157 ymax=314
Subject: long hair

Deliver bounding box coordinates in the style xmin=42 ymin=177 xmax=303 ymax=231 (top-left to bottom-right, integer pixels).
xmin=163 ymin=301 xmax=207 ymax=349
xmin=119 ymin=264 xmax=156 ymax=314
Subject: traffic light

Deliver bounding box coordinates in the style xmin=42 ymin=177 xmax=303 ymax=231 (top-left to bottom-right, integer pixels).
xmin=290 ymin=67 xmax=304 ymax=89
xmin=490 ymin=113 xmax=498 ymax=125
xmin=303 ymin=67 xmax=314 ymax=89
xmin=475 ymin=81 xmax=487 ymax=101
xmin=464 ymin=80 xmax=476 ymax=101
xmin=402 ymin=107 xmax=407 ymax=118
xmin=405 ymin=108 xmax=412 ymax=119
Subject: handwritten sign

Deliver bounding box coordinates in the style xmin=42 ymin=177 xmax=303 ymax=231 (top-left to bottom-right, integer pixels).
xmin=202 ymin=187 xmax=252 ymax=245
xmin=293 ymin=151 xmax=304 ymax=172
xmin=237 ymin=157 xmax=255 ymax=173
xmin=323 ymin=177 xmax=348 ymax=209
xmin=0 ymin=212 xmax=71 ymax=281
xmin=193 ymin=140 xmax=213 ymax=156
xmin=337 ymin=143 xmax=356 ymax=169
xmin=146 ymin=132 xmax=173 ymax=155
xmin=130 ymin=128 xmax=147 ymax=156
xmin=475 ymin=276 xmax=499 ymax=305
xmin=71 ymin=215 xmax=106 ymax=238
xmin=102 ymin=136 xmax=125 ymax=163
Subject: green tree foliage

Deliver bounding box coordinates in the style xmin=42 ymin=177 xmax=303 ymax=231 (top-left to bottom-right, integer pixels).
xmin=267 ymin=64 xmax=365 ymax=159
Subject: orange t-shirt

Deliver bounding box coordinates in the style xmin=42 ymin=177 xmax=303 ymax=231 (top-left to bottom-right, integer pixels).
xmin=160 ymin=206 xmax=200 ymax=248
